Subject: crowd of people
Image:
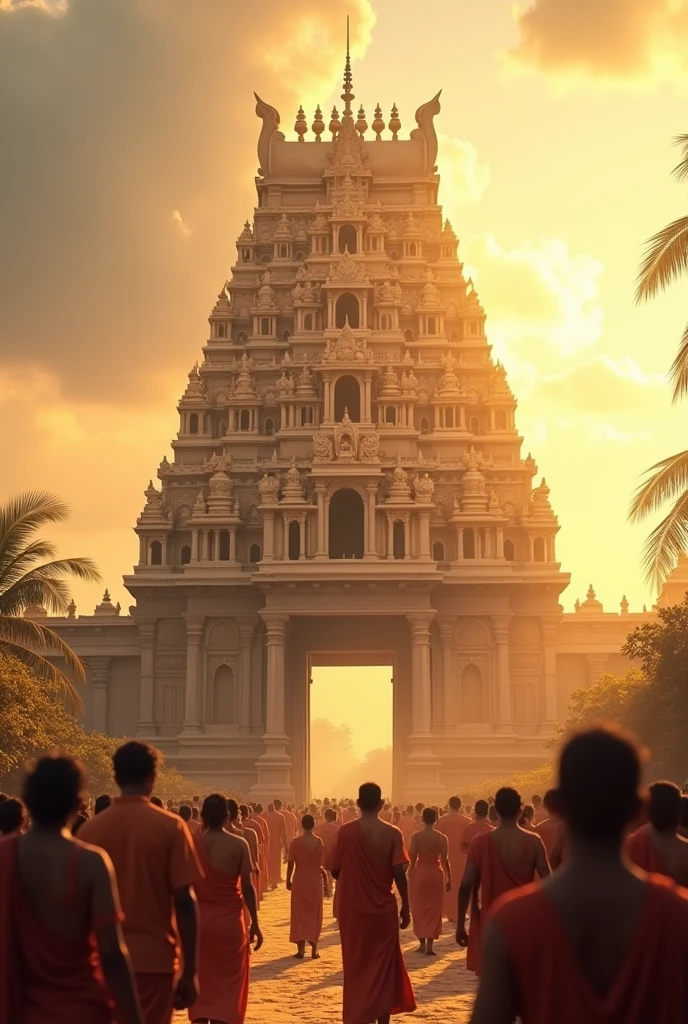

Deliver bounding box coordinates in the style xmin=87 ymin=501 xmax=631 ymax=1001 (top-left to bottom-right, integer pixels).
xmin=1 ymin=725 xmax=688 ymax=1023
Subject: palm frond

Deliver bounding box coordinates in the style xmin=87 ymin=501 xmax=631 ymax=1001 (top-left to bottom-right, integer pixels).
xmin=639 ymin=490 xmax=688 ymax=591
xmin=0 ymin=641 xmax=81 ymax=712
xmin=668 ymin=319 xmax=688 ymax=404
xmin=635 ymin=215 xmax=688 ymax=303
xmin=629 ymin=449 xmax=688 ymax=521
xmin=672 ymin=135 xmax=688 ymax=183
xmin=0 ymin=539 xmax=59 ymax=591
xmin=0 ymin=558 xmax=100 ymax=616
xmin=0 ymin=616 xmax=86 ymax=711
xmin=0 ymin=492 xmax=70 ymax=570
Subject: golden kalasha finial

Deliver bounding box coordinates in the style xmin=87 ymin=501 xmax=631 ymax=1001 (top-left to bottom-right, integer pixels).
xmin=355 ymin=104 xmax=367 ymax=137
xmin=329 ymin=106 xmax=341 ymax=139
xmin=312 ymin=104 xmax=324 ymax=141
xmin=294 ymin=105 xmax=307 ymax=141
xmin=388 ymin=103 xmax=401 ymax=140
xmin=372 ymin=103 xmax=385 ymax=140
xmin=341 ymin=15 xmax=354 ymax=116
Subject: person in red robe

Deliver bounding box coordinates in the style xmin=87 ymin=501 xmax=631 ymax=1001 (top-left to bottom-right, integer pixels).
xmin=329 ymin=781 xmax=416 ymax=1024
xmin=315 ymin=807 xmax=341 ymax=901
xmin=239 ymin=805 xmax=263 ymax=903
xmin=264 ymin=802 xmax=288 ymax=889
xmin=0 ymin=754 xmax=143 ymax=1024
xmin=679 ymin=795 xmax=688 ymax=839
xmin=470 ymin=725 xmax=688 ymax=1024
xmin=460 ymin=800 xmax=493 ymax=854
xmin=437 ymin=794 xmax=472 ymax=922
xmin=457 ymin=787 xmax=550 ymax=973
xmin=287 ymin=814 xmax=325 ymax=959
xmin=399 ymin=805 xmax=417 ymax=852
xmin=533 ymin=789 xmax=564 ymax=861
xmin=250 ymin=806 xmax=270 ymax=894
xmin=626 ymin=780 xmax=688 ymax=885
xmin=409 ymin=806 xmax=451 ymax=955
xmin=187 ymin=795 xmax=262 ymax=1024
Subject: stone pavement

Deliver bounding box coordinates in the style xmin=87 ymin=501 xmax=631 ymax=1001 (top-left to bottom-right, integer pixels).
xmin=175 ymin=886 xmax=478 ymax=1024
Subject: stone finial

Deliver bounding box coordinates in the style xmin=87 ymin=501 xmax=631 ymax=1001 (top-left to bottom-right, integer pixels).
xmin=329 ymin=106 xmax=341 ymax=139
xmin=281 ymin=455 xmax=305 ymax=504
xmin=387 ymin=453 xmax=412 ymax=503
xmin=312 ymin=105 xmax=324 ymax=140
xmin=67 ymin=598 xmax=77 ymax=619
xmin=372 ymin=103 xmax=385 ymax=140
xmin=294 ymin=105 xmax=307 ymax=141
xmin=258 ymin=472 xmax=280 ymax=505
xmin=577 ymin=585 xmax=603 ymax=614
xmin=412 ymin=472 xmax=435 ymax=504
xmin=237 ymin=220 xmax=254 ymax=243
xmin=388 ymin=103 xmax=401 ymax=140
xmin=94 ymin=589 xmax=119 ymax=616
xmin=620 ymin=595 xmax=629 ymax=614
xmin=355 ymin=105 xmax=367 ymax=137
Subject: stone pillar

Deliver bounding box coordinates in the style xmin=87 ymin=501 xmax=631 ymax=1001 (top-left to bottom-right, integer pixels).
xmin=541 ymin=618 xmax=561 ymax=732
xmin=406 ymin=613 xmax=443 ymax=801
xmin=322 ymin=374 xmax=332 ymax=422
xmin=283 ymin=516 xmax=290 ymax=560
xmin=315 ymin=485 xmax=327 ymax=559
xmin=262 ymin=512 xmax=275 ymax=562
xmin=89 ymin=656 xmax=110 ymax=734
xmin=299 ymin=516 xmax=306 ymax=560
xmin=586 ymin=653 xmax=609 ymax=687
xmin=137 ymin=622 xmax=157 ymax=735
xmin=365 ymin=483 xmax=378 ymax=559
xmin=237 ymin=618 xmax=257 ymax=729
xmin=403 ymin=514 xmax=411 ymax=560
xmin=364 ymin=373 xmax=372 ymax=423
xmin=250 ymin=612 xmax=294 ymax=801
xmin=229 ymin=527 xmax=237 ymax=562
xmin=455 ymin=525 xmax=463 ymax=560
xmin=181 ymin=615 xmax=204 ymax=735
xmin=191 ymin=530 xmax=200 ymax=562
xmin=387 ymin=517 xmax=394 ymax=559
xmin=496 ymin=526 xmax=504 ymax=559
xmin=492 ymin=615 xmax=514 ymax=734
xmin=418 ymin=509 xmax=431 ymax=560
xmin=438 ymin=621 xmax=455 ymax=727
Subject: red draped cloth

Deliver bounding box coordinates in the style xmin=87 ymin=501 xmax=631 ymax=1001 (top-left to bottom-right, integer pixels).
xmin=330 ymin=821 xmax=416 ymax=1024
xmin=0 ymin=835 xmax=115 ymax=1024
xmin=187 ymin=835 xmax=249 ymax=1024
xmin=626 ymin=825 xmax=666 ymax=876
xmin=466 ymin=830 xmax=537 ymax=974
xmin=492 ymin=877 xmax=688 ymax=1023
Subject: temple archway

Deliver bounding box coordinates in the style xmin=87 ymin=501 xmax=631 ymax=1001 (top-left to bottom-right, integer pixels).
xmin=334 ymin=375 xmax=361 ymax=422
xmin=212 ymin=664 xmax=235 ymax=725
xmin=338 ymin=225 xmax=357 ymax=254
xmin=335 ymin=293 xmax=360 ymax=329
xmin=460 ymin=663 xmax=484 ymax=723
xmin=329 ymin=489 xmax=364 ymax=559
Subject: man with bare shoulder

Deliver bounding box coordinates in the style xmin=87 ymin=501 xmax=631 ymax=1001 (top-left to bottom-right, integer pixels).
xmin=627 ymin=780 xmax=688 ymax=885
xmin=457 ymin=786 xmax=550 ymax=974
xmin=329 ymin=781 xmax=416 ymax=1024
xmin=0 ymin=754 xmax=143 ymax=1024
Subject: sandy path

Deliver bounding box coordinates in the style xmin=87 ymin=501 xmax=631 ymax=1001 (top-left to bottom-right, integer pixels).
xmin=175 ymin=886 xmax=477 ymax=1023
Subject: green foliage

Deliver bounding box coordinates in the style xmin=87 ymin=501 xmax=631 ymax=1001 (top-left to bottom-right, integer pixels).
xmin=0 ymin=491 xmax=101 ymax=708
xmin=0 ymin=652 xmax=193 ymax=799
xmin=457 ymin=763 xmax=557 ymax=805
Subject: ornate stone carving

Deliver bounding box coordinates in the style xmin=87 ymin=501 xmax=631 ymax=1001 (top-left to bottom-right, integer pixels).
xmin=412 ymin=472 xmax=435 ymax=504
xmin=326 ymin=249 xmax=369 ymax=285
xmin=312 ymin=432 xmax=334 ymax=462
xmin=323 ymin=323 xmax=374 ymax=364
xmin=359 ymin=431 xmax=381 ymax=463
xmin=258 ymin=473 xmax=280 ymax=504
xmin=334 ymin=412 xmax=359 ymax=462
xmin=156 ymin=618 xmax=187 ymax=647
xmin=208 ymin=620 xmax=239 ymax=649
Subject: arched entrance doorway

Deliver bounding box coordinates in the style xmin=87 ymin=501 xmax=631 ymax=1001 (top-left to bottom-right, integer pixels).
xmin=334 ymin=375 xmax=361 ymax=421
xmin=335 ymin=293 xmax=360 ymax=328
xmin=338 ymin=224 xmax=357 ymax=253
xmin=329 ymin=489 xmax=364 ymax=559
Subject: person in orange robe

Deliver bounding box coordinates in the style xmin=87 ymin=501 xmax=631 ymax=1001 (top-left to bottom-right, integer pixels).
xmin=626 ymin=780 xmax=688 ymax=885
xmin=533 ymin=789 xmax=564 ymax=861
xmin=437 ymin=794 xmax=472 ymax=922
xmin=457 ymin=786 xmax=550 ymax=974
xmin=399 ymin=805 xmax=418 ymax=852
xmin=342 ymin=800 xmax=358 ymax=823
xmin=330 ymin=781 xmax=416 ymax=1024
xmin=380 ymin=802 xmax=393 ymax=823
xmin=250 ymin=805 xmax=270 ymax=893
xmin=531 ymin=794 xmax=547 ymax=827
xmin=284 ymin=803 xmax=298 ymax=842
xmin=460 ymin=800 xmax=493 ymax=854
xmin=264 ymin=801 xmax=288 ymax=889
xmin=470 ymin=725 xmax=688 ymax=1024
xmin=178 ymin=804 xmax=200 ymax=836
xmin=0 ymin=754 xmax=143 ymax=1024
xmin=187 ymin=795 xmax=262 ymax=1024
xmin=239 ymin=804 xmax=263 ymax=903
xmin=315 ymin=807 xmax=341 ymax=900
xmin=409 ymin=806 xmax=451 ymax=955
xmin=287 ymin=813 xmax=325 ymax=959
xmin=519 ymin=805 xmax=536 ymax=831
xmin=79 ymin=741 xmax=202 ymax=1024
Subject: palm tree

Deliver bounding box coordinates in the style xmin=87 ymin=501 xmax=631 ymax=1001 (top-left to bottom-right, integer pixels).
xmin=631 ymin=136 xmax=688 ymax=589
xmin=0 ymin=491 xmax=101 ymax=710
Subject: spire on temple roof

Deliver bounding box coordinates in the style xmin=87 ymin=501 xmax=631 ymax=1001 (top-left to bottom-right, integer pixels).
xmin=342 ymin=16 xmax=354 ymax=117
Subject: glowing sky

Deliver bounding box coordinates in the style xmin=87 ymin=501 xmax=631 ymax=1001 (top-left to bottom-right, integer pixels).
xmin=310 ymin=667 xmax=394 ymax=761
xmin=2 ymin=0 xmax=688 ymax=620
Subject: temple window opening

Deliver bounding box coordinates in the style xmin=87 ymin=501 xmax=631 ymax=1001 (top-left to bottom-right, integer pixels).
xmin=504 ymin=538 xmax=515 ymax=561
xmin=469 ymin=416 xmax=479 ymax=434
xmin=260 ymin=317 xmax=271 ymax=335
xmin=240 ymin=410 xmax=251 ymax=431
xmin=149 ymin=540 xmax=162 ymax=566
xmin=460 ymin=664 xmax=484 ymax=723
xmin=334 ymin=375 xmax=360 ymax=421
xmin=264 ymin=418 xmax=274 ymax=435
xmin=495 ymin=409 xmax=507 ymax=430
xmin=335 ymin=292 xmax=359 ymax=329
xmin=432 ymin=540 xmax=445 ymax=562
xmin=533 ymin=536 xmax=546 ymax=562
xmin=249 ymin=544 xmax=261 ymax=564
xmin=420 ymin=416 xmax=430 ymax=434
xmin=189 ymin=413 xmax=199 ymax=434
xmin=463 ymin=528 xmax=476 ymax=559
xmin=338 ymin=224 xmax=357 ymax=253
xmin=329 ymin=489 xmax=364 ymax=559
xmin=385 ymin=407 xmax=396 ymax=425
xmin=304 ymin=313 xmax=313 ymax=330
xmin=392 ymin=521 xmax=405 ymax=559
xmin=219 ymin=530 xmax=230 ymax=561
xmin=288 ymin=521 xmax=300 ymax=560
xmin=180 ymin=545 xmax=191 ymax=565
xmin=212 ymin=665 xmax=235 ymax=725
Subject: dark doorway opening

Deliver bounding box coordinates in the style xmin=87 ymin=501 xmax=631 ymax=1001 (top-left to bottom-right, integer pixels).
xmin=329 ymin=489 xmax=364 ymax=559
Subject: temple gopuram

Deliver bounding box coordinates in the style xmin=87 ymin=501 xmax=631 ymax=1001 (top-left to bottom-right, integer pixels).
xmin=28 ymin=51 xmax=686 ymax=801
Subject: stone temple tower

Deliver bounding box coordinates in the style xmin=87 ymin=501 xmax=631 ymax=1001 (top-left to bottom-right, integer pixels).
xmin=123 ymin=44 xmax=570 ymax=802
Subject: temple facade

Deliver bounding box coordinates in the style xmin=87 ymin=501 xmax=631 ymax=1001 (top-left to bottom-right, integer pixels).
xmin=27 ymin=55 xmax=686 ymax=801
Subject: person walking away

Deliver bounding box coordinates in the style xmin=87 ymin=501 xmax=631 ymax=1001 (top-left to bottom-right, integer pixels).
xmin=0 ymin=754 xmax=143 ymax=1024
xmin=436 ymin=795 xmax=471 ymax=922
xmin=457 ymin=787 xmax=549 ymax=973
xmin=314 ymin=807 xmax=340 ymax=902
xmin=187 ymin=794 xmax=262 ymax=1024
xmin=460 ymin=800 xmax=493 ymax=855
xmin=287 ymin=814 xmax=325 ymax=959
xmin=627 ymin=780 xmax=688 ymax=885
xmin=79 ymin=741 xmax=202 ymax=1024
xmin=470 ymin=726 xmax=688 ymax=1024
xmin=409 ymin=806 xmax=451 ymax=955
xmin=330 ymin=782 xmax=416 ymax=1024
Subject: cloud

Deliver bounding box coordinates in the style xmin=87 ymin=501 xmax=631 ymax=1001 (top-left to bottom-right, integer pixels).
xmin=0 ymin=0 xmax=375 ymax=407
xmin=536 ymin=355 xmax=666 ymax=413
xmin=508 ymin=0 xmax=688 ymax=86
xmin=437 ymin=133 xmax=491 ymax=215
xmin=463 ymin=233 xmax=603 ymax=360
